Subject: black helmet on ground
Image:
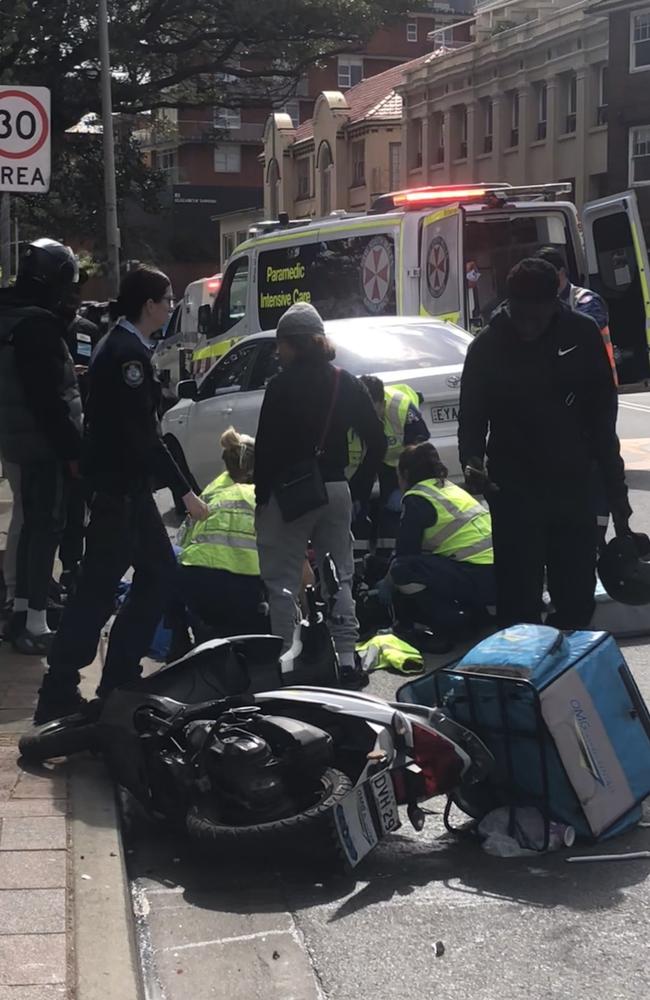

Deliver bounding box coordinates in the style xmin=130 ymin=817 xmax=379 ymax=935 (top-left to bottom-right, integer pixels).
xmin=17 ymin=239 xmax=78 ymax=307
xmin=598 ymin=534 xmax=650 ymax=606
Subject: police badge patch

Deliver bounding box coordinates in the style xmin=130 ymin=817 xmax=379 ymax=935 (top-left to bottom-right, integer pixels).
xmin=122 ymin=361 xmax=144 ymax=387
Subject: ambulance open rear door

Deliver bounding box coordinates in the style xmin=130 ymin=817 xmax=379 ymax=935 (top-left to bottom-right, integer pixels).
xmin=419 ymin=204 xmax=465 ymax=328
xmin=582 ymin=191 xmax=650 ymax=387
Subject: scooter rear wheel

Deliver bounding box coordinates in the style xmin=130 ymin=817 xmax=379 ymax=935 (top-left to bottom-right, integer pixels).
xmin=186 ymin=766 xmax=351 ymax=854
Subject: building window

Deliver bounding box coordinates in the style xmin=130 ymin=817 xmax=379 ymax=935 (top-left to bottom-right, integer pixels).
xmin=458 ymin=106 xmax=468 ymax=159
xmin=351 ymin=140 xmax=366 ymax=186
xmin=433 ymin=112 xmax=445 ymax=163
xmin=596 ymin=65 xmax=608 ymax=125
xmin=631 ymin=12 xmax=650 ymax=71
xmin=296 ymin=157 xmax=311 ymax=199
xmin=283 ymin=101 xmax=300 ymax=127
xmin=563 ymin=74 xmax=577 ymax=134
xmin=482 ymin=99 xmax=493 ymax=154
xmin=409 ymin=118 xmax=423 ymax=169
xmin=630 ymin=125 xmax=650 ymax=184
xmin=214 ymin=106 xmax=241 ymax=130
xmin=214 ymin=143 xmax=241 ymax=173
xmin=534 ymin=82 xmax=547 ymax=141
xmin=337 ymin=56 xmax=363 ymax=89
xmin=389 ymin=142 xmax=401 ymax=189
xmin=407 ymin=22 xmax=418 ymax=42
xmin=158 ymin=149 xmax=176 ymax=172
xmin=223 ymin=233 xmax=236 ymax=262
xmin=509 ymin=91 xmax=520 ymax=147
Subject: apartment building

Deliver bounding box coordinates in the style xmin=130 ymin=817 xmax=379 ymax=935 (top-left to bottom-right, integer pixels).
xmin=587 ymin=0 xmax=650 ymax=232
xmin=401 ymin=0 xmax=609 ymax=209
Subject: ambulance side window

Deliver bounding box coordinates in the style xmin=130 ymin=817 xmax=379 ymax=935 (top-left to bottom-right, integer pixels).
xmin=215 ymin=257 xmax=249 ymax=334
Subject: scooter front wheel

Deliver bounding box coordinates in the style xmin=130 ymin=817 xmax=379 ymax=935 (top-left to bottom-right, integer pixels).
xmin=186 ymin=767 xmax=352 ymax=854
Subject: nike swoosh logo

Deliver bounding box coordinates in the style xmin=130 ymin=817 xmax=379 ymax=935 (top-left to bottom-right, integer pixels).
xmin=558 ymin=346 xmax=577 ymax=357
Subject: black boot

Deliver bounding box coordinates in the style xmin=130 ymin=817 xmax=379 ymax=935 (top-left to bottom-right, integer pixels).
xmin=34 ymin=680 xmax=89 ymax=726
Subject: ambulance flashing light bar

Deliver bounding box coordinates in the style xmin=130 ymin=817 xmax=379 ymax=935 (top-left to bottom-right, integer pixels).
xmin=370 ymin=182 xmax=573 ymax=214
xmin=206 ymin=274 xmax=222 ymax=295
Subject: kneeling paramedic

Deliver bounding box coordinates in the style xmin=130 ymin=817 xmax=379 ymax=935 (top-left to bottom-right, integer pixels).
xmin=173 ymin=427 xmax=267 ymax=644
xmin=348 ymin=376 xmax=430 ymax=560
xmin=378 ymin=442 xmax=495 ymax=644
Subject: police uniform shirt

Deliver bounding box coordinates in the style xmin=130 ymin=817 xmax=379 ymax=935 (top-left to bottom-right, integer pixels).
xmin=83 ymin=320 xmax=189 ymax=497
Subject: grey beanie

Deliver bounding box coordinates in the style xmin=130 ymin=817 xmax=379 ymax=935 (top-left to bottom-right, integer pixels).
xmin=276 ymin=301 xmax=325 ymax=338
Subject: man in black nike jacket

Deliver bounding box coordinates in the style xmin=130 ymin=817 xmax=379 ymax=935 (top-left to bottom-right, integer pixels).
xmin=458 ymin=257 xmax=631 ymax=628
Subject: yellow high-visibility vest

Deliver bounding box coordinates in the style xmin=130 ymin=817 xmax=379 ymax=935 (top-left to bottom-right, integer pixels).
xmin=347 ymin=383 xmax=420 ymax=477
xmin=179 ymin=477 xmax=259 ymax=576
xmin=404 ymin=478 xmax=493 ymax=565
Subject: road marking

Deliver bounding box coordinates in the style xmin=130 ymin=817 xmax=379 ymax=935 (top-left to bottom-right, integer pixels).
xmin=163 ymin=925 xmax=295 ymax=953
xmin=620 ymin=400 xmax=650 ymax=413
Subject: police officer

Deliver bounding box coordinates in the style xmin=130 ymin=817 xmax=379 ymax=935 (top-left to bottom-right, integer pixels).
xmin=35 ymin=266 xmax=208 ymax=724
xmin=0 ymin=239 xmax=83 ymax=654
xmin=458 ymin=258 xmax=631 ymax=629
xmin=348 ymin=375 xmax=429 ymax=558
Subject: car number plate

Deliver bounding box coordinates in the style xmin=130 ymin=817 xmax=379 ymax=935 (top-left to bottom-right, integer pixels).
xmin=333 ymin=770 xmax=401 ymax=869
xmin=431 ymin=404 xmax=459 ymax=423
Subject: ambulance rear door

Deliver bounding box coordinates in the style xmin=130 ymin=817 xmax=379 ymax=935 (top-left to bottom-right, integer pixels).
xmin=419 ymin=204 xmax=464 ymax=327
xmin=582 ymin=190 xmax=650 ymax=386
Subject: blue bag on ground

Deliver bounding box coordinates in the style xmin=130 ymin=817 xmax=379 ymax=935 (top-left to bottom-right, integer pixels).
xmin=397 ymin=624 xmax=650 ymax=840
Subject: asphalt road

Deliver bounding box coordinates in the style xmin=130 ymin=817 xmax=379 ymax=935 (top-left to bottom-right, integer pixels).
xmin=125 ymin=395 xmax=650 ymax=1000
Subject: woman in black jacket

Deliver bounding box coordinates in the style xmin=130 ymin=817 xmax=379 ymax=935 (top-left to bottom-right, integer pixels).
xmin=254 ymin=302 xmax=386 ymax=687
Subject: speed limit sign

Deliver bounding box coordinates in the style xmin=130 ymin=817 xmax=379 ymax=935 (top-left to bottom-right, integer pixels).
xmin=0 ymin=87 xmax=51 ymax=193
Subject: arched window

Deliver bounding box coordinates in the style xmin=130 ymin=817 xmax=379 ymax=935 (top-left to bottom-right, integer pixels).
xmin=266 ymin=158 xmax=280 ymax=218
xmin=317 ymin=141 xmax=333 ymax=216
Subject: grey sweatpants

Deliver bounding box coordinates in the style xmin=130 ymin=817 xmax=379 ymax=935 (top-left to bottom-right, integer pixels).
xmin=256 ymin=481 xmax=358 ymax=655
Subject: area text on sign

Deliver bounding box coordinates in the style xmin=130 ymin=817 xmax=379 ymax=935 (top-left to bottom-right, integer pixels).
xmin=0 ymin=87 xmax=51 ymax=193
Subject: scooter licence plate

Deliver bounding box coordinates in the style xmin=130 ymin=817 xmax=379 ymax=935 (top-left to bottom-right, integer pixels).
xmin=333 ymin=770 xmax=401 ymax=869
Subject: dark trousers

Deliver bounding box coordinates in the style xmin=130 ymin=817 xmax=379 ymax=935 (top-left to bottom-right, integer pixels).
xmin=46 ymin=491 xmax=176 ymax=695
xmin=59 ymin=478 xmax=86 ymax=572
xmin=173 ymin=565 xmax=267 ymax=638
xmin=488 ymin=486 xmax=597 ymax=629
xmin=391 ymin=554 xmax=496 ymax=632
xmin=15 ymin=462 xmax=67 ymax=611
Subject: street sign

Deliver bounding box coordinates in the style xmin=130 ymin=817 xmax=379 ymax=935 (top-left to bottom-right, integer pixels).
xmin=0 ymin=86 xmax=51 ymax=193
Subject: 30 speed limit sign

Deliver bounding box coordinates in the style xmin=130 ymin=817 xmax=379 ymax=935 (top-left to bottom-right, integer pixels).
xmin=0 ymin=86 xmax=51 ymax=193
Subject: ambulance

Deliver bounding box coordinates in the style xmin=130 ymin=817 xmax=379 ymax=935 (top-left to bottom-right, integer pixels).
xmin=194 ymin=183 xmax=650 ymax=388
xmin=153 ymin=272 xmax=222 ymax=388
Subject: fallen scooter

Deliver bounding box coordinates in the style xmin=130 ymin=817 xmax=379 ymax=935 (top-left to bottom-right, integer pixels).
xmin=18 ymin=644 xmax=492 ymax=867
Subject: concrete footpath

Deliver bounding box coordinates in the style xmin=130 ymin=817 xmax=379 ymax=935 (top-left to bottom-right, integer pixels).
xmin=0 ymin=477 xmax=142 ymax=999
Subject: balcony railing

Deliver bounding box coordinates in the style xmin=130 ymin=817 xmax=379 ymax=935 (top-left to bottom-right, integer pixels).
xmin=135 ymin=121 xmax=265 ymax=148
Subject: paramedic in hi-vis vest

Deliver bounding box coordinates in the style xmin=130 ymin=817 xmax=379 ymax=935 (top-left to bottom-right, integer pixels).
xmin=174 ymin=427 xmax=267 ymax=641
xmin=348 ymin=376 xmax=430 ymax=560
xmin=535 ymin=245 xmax=617 ymax=549
xmin=378 ymin=441 xmax=495 ymax=645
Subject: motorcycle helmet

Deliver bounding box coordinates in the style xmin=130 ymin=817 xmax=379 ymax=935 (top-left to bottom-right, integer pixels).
xmin=598 ymin=535 xmax=650 ymax=605
xmin=18 ymin=239 xmax=79 ymax=297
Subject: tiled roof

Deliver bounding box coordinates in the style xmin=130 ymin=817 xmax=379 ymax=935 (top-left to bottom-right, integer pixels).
xmin=293 ymin=53 xmax=430 ymax=143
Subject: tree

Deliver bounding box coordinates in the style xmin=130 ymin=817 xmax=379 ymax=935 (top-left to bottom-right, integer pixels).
xmin=0 ymin=0 xmax=424 ymax=133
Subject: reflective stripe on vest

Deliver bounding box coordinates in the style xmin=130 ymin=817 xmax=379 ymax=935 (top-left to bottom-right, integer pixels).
xmin=404 ymin=479 xmax=493 ymax=564
xmin=179 ymin=480 xmax=259 ymax=575
xmin=571 ymin=287 xmax=618 ymax=386
xmin=347 ymin=383 xmax=420 ymax=477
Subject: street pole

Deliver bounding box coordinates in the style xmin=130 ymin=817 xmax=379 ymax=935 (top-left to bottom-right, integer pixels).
xmin=98 ymin=0 xmax=121 ymax=296
xmin=0 ymin=194 xmax=10 ymax=287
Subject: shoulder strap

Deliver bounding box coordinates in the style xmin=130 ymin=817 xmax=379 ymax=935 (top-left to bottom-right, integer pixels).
xmin=317 ymin=366 xmax=341 ymax=454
